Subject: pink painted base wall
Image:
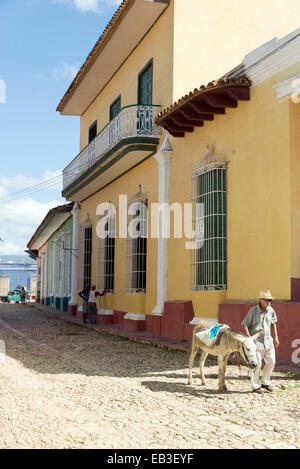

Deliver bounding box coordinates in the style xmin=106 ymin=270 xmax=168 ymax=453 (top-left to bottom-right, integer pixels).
xmin=145 ymin=301 xmax=194 ymax=341
xmin=97 ymin=314 xmax=114 ymax=325
xmin=219 ymin=301 xmax=300 ymax=362
xmin=114 ymin=311 xmax=126 ymax=326
xmin=68 ymin=304 xmax=77 ymax=316
xmin=123 ymin=318 xmax=146 ymax=331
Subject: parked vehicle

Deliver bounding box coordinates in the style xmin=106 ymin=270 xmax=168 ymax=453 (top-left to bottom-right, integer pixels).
xmin=0 ymin=290 xmax=22 ymax=304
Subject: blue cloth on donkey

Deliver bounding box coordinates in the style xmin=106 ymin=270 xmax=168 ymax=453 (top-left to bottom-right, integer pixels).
xmin=196 ymin=323 xmax=229 ymax=346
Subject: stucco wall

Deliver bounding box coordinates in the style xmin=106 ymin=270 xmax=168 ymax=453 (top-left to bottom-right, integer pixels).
xmin=79 ymin=155 xmax=158 ymax=316
xmin=67 ymin=0 xmax=300 ymax=320
xmin=172 ymin=0 xmax=300 ymax=101
xmin=167 ymin=74 xmax=292 ymax=318
xmin=290 ymin=101 xmax=300 ymax=279
xmin=79 ymin=1 xmax=174 ymax=151
xmin=47 ymin=216 xmax=73 ymax=298
xmin=77 ymin=75 xmax=296 ymax=320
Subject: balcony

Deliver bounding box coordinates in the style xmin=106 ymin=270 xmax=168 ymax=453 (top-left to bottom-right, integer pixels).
xmin=62 ymin=105 xmax=162 ymax=199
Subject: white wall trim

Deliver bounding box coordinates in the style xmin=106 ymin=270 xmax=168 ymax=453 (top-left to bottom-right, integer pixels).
xmin=69 ymin=203 xmax=80 ymax=306
xmin=124 ymin=313 xmax=146 ymax=321
xmin=152 ymin=132 xmax=173 ymax=316
xmin=238 ymin=28 xmax=300 ymax=86
xmin=97 ymin=309 xmax=114 ymax=316
xmin=189 ymin=317 xmax=218 ymax=326
xmin=273 ymin=73 xmax=300 ymax=99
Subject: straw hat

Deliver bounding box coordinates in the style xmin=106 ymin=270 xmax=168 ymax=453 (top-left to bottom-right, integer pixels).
xmin=258 ymin=290 xmax=273 ymax=300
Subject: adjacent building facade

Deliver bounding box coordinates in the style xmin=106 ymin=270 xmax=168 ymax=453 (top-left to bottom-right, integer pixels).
xmin=27 ymin=204 xmax=74 ymax=311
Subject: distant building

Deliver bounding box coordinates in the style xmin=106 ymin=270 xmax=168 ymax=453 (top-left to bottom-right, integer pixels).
xmin=27 ymin=203 xmax=74 ymax=310
xmin=0 ymin=256 xmax=37 ymax=295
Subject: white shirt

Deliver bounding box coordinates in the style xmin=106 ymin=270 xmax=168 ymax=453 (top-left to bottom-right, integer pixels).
xmin=88 ymin=290 xmax=96 ymax=303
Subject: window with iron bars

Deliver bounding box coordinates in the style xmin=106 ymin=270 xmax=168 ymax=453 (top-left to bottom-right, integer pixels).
xmin=98 ymin=215 xmax=115 ymax=292
xmin=79 ymin=224 xmax=92 ymax=290
xmin=125 ymin=196 xmax=148 ymax=293
xmin=190 ymin=163 xmax=227 ymax=291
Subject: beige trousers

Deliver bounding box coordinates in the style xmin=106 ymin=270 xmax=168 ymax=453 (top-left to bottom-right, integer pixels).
xmin=251 ymin=346 xmax=276 ymax=390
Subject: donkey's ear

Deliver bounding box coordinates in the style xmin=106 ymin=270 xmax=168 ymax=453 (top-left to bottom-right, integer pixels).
xmin=250 ymin=330 xmax=263 ymax=341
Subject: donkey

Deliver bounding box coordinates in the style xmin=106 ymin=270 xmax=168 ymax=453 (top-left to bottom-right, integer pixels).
xmin=188 ymin=322 xmax=261 ymax=392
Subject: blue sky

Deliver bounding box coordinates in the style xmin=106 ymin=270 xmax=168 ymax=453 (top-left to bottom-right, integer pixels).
xmin=0 ymin=0 xmax=121 ymax=254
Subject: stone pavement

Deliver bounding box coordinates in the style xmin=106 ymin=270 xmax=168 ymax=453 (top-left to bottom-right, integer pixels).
xmin=36 ymin=303 xmax=300 ymax=376
xmin=0 ymin=303 xmax=299 ymax=449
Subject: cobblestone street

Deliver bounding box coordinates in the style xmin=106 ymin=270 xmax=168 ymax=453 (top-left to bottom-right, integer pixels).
xmin=0 ymin=303 xmax=299 ymax=449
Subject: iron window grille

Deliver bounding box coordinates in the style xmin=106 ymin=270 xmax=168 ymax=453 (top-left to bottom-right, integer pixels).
xmin=125 ymin=190 xmax=148 ymax=293
xmin=98 ymin=215 xmax=115 ymax=293
xmin=79 ymin=223 xmax=92 ymax=290
xmin=190 ymin=157 xmax=228 ymax=291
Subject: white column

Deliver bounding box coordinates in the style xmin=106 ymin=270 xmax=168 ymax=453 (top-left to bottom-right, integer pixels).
xmin=45 ymin=247 xmax=49 ymax=298
xmin=59 ymin=235 xmax=64 ymax=299
xmin=42 ymin=252 xmax=46 ymax=300
xmin=69 ymin=202 xmax=81 ymax=306
xmin=65 ymin=232 xmax=71 ymax=297
xmin=38 ymin=255 xmax=42 ymax=301
xmin=52 ymin=240 xmax=57 ymax=298
xmin=152 ymin=133 xmax=172 ymax=315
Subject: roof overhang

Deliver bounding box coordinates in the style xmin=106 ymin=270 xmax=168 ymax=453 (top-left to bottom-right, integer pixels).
xmin=156 ymin=78 xmax=251 ymax=137
xmin=27 ymin=204 xmax=73 ymax=251
xmin=57 ymin=0 xmax=169 ymax=116
xmin=25 ymin=249 xmax=38 ymax=260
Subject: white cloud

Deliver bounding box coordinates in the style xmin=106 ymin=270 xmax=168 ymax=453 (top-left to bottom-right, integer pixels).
xmin=51 ymin=63 xmax=80 ymax=81
xmin=0 ymin=171 xmax=64 ymax=254
xmin=53 ymin=0 xmax=122 ymax=13
xmin=0 ymin=170 xmax=62 ymax=192
xmin=0 ymin=197 xmax=62 ymax=255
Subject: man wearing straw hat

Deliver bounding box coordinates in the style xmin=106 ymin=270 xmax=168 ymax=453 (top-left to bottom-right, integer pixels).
xmin=241 ymin=290 xmax=280 ymax=394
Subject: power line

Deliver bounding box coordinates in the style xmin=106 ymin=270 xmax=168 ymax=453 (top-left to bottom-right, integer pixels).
xmin=0 ymin=157 xmax=98 ymax=204
xmin=0 ymin=174 xmax=62 ymax=202
xmin=0 ymin=177 xmax=63 ymax=203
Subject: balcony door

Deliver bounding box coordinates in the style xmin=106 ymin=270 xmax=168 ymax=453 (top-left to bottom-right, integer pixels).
xmin=88 ymin=121 xmax=97 ymax=165
xmin=138 ymin=61 xmax=153 ymax=134
xmin=138 ymin=61 xmax=153 ymax=105
xmin=109 ymin=96 xmax=121 ymax=146
xmin=88 ymin=121 xmax=97 ymax=143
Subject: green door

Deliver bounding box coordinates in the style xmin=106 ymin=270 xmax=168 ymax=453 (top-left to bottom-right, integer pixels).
xmin=109 ymin=96 xmax=121 ymax=145
xmin=138 ymin=62 xmax=153 ymax=134
xmin=138 ymin=63 xmax=153 ymax=105
xmin=110 ymin=97 xmax=121 ymax=121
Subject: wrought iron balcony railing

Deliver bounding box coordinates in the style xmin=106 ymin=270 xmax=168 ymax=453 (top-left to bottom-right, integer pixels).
xmin=63 ymin=105 xmax=162 ymax=190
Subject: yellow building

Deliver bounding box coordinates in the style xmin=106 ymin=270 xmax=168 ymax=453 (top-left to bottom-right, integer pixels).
xmin=57 ymin=0 xmax=300 ymax=354
xmin=155 ymin=30 xmax=300 ymax=360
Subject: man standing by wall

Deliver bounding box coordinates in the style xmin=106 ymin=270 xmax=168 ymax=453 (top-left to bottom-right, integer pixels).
xmin=241 ymin=290 xmax=280 ymax=394
xmin=87 ymin=285 xmax=106 ymax=325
